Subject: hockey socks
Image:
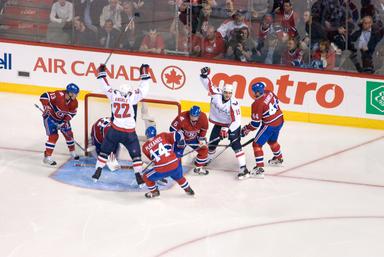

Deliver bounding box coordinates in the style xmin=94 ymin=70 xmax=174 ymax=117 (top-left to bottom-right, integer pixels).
xmin=44 ymin=134 xmax=59 ymax=157
xmin=268 ymin=141 xmax=283 ymax=159
xmin=252 ymin=143 xmax=264 ymax=167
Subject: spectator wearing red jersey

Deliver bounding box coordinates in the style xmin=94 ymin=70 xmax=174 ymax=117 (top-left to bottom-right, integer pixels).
xmin=281 ymin=37 xmax=303 ymax=66
xmin=312 ymin=39 xmax=336 ymax=70
xmin=200 ymin=25 xmax=226 ymax=59
xmin=176 ymin=24 xmax=202 ymax=56
xmin=139 ymin=28 xmax=165 ymax=54
xmin=275 ymin=0 xmax=299 ymax=39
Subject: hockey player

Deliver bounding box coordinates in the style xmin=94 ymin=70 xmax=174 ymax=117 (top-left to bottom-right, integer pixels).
xmin=241 ymin=82 xmax=284 ymax=178
xmin=170 ymin=105 xmax=209 ymax=175
xmin=91 ymin=63 xmax=151 ymax=186
xmin=199 ymin=67 xmax=249 ymax=179
xmin=141 ymin=126 xmax=195 ymax=198
xmin=90 ymin=117 xmax=120 ymax=171
xmin=40 ymin=83 xmax=80 ymax=166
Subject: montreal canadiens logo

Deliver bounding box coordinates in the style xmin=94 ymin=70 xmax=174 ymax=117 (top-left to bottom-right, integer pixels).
xmin=161 ymin=66 xmax=186 ymax=90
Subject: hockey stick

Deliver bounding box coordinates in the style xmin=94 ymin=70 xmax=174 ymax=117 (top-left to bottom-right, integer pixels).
xmin=104 ymin=13 xmax=139 ymax=65
xmin=206 ymin=136 xmax=242 ymax=166
xmin=74 ymin=162 xmax=134 ymax=169
xmin=181 ymin=137 xmax=221 ymax=157
xmin=34 ymin=103 xmax=85 ymax=153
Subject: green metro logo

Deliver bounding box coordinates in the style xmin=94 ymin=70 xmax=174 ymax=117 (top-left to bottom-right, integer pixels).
xmin=366 ymin=81 xmax=384 ymax=115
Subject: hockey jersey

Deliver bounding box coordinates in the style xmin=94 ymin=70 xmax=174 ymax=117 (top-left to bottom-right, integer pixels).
xmin=142 ymin=132 xmax=180 ymax=172
xmin=98 ymin=76 xmax=149 ymax=132
xmin=91 ymin=117 xmax=111 ymax=145
xmin=40 ymin=90 xmax=78 ymax=122
xmin=251 ymin=90 xmax=284 ymax=127
xmin=170 ymin=111 xmax=208 ymax=142
xmin=200 ymin=76 xmax=242 ymax=132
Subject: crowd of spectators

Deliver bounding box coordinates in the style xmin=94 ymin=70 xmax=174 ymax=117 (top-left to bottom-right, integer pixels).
xmin=2 ymin=0 xmax=384 ymax=74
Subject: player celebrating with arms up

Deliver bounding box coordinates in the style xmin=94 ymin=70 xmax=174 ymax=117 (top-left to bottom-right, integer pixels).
xmin=91 ymin=64 xmax=151 ymax=186
xmin=241 ymin=82 xmax=284 ymax=178
xmin=142 ymin=126 xmax=195 ymax=198
xmin=170 ymin=105 xmax=209 ymax=175
xmin=199 ymin=67 xmax=249 ymax=179
xmin=40 ymin=83 xmax=80 ymax=166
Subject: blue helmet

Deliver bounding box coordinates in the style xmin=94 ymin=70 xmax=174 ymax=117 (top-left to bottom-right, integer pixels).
xmin=66 ymin=83 xmax=80 ymax=95
xmin=145 ymin=126 xmax=157 ymax=139
xmin=189 ymin=105 xmax=201 ymax=118
xmin=251 ymin=82 xmax=265 ymax=95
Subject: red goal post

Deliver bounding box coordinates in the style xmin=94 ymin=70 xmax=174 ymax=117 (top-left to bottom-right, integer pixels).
xmin=84 ymin=93 xmax=182 ymax=156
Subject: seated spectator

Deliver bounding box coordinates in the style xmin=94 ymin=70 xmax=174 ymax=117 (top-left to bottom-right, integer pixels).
xmin=226 ymin=26 xmax=257 ymax=62
xmin=211 ymin=0 xmax=235 ymax=20
xmin=332 ymin=25 xmax=354 ymax=51
xmin=275 ymin=0 xmax=299 ymax=40
xmin=301 ymin=10 xmax=326 ymax=51
xmin=139 ymin=28 xmax=165 ymax=54
xmin=200 ymin=25 xmax=226 ymax=59
xmin=197 ymin=3 xmax=213 ymax=36
xmin=74 ymin=0 xmax=108 ymax=31
xmin=255 ymin=14 xmax=284 ymax=55
xmin=98 ymin=19 xmax=120 ymax=48
xmin=176 ymin=24 xmax=202 ymax=55
xmin=281 ymin=37 xmax=303 ymax=66
xmin=46 ymin=0 xmax=74 ymax=43
xmin=100 ymin=0 xmax=122 ymax=30
xmin=73 ymin=16 xmax=98 ymax=46
xmin=120 ymin=1 xmax=139 ymax=50
xmin=350 ymin=15 xmax=383 ymax=73
xmin=312 ymin=39 xmax=336 ymax=70
xmin=178 ymin=0 xmax=202 ymax=34
xmin=255 ymin=33 xmax=283 ymax=64
xmin=217 ymin=9 xmax=248 ymax=41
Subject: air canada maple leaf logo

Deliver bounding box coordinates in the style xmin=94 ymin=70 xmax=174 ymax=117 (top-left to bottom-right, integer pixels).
xmin=161 ymin=66 xmax=186 ymax=90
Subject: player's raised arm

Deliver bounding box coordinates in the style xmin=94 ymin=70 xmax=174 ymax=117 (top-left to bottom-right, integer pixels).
xmin=199 ymin=67 xmax=220 ymax=95
xmin=96 ymin=64 xmax=113 ymax=101
xmin=130 ymin=64 xmax=151 ymax=105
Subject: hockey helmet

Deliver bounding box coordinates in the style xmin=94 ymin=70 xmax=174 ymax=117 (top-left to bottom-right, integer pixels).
xmin=222 ymin=83 xmax=234 ymax=93
xmin=189 ymin=106 xmax=201 ymax=118
xmin=251 ymin=82 xmax=265 ymax=95
xmin=119 ymin=84 xmax=131 ymax=96
xmin=66 ymin=83 xmax=80 ymax=95
xmin=145 ymin=126 xmax=157 ymax=139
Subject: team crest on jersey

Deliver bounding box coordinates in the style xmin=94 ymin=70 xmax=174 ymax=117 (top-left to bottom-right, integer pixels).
xmin=184 ymin=131 xmax=197 ymax=138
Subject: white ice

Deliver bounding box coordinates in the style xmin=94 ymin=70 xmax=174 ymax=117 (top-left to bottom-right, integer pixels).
xmin=0 ymin=92 xmax=383 ymax=257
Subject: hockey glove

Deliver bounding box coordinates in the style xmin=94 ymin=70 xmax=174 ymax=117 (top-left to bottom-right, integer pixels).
xmin=140 ymin=64 xmax=151 ymax=80
xmin=42 ymin=104 xmax=52 ymax=117
xmin=198 ymin=137 xmax=207 ymax=147
xmin=241 ymin=126 xmax=251 ymax=137
xmin=200 ymin=67 xmax=210 ymax=78
xmin=97 ymin=64 xmax=107 ymax=79
xmin=219 ymin=127 xmax=229 ymax=139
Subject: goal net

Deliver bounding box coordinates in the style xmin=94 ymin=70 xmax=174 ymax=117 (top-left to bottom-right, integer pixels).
xmin=84 ymin=93 xmax=181 ymax=156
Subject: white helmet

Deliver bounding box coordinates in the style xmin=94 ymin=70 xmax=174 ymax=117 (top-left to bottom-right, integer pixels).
xmin=119 ymin=84 xmax=131 ymax=96
xmin=222 ymin=83 xmax=234 ymax=93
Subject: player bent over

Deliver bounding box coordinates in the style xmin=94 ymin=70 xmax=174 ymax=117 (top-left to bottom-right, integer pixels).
xmin=91 ymin=117 xmax=120 ymax=171
xmin=241 ymin=82 xmax=284 ymax=178
xmin=199 ymin=67 xmax=249 ymax=179
xmin=142 ymin=126 xmax=195 ymax=198
xmin=40 ymin=83 xmax=80 ymax=166
xmin=170 ymin=105 xmax=209 ymax=175
xmin=92 ymin=64 xmax=151 ymax=186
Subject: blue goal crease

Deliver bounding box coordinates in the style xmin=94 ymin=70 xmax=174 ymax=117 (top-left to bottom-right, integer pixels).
xmin=50 ymin=157 xmax=188 ymax=192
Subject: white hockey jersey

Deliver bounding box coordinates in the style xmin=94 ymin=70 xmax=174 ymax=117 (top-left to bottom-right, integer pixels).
xmin=200 ymin=76 xmax=242 ymax=132
xmin=98 ymin=76 xmax=150 ymax=132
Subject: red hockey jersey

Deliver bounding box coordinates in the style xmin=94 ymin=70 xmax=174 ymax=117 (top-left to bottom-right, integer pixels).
xmin=40 ymin=90 xmax=78 ymax=122
xmin=91 ymin=117 xmax=111 ymax=145
xmin=142 ymin=132 xmax=179 ymax=172
xmin=170 ymin=111 xmax=208 ymax=142
xmin=251 ymin=90 xmax=284 ymax=127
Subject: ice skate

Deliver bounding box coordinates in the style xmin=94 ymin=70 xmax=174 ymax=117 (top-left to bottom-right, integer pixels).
xmin=268 ymin=157 xmax=283 ymax=166
xmin=184 ymin=186 xmax=195 ymax=196
xmin=92 ymin=167 xmax=102 ymax=182
xmin=250 ymin=166 xmax=265 ymax=179
xmin=145 ymin=189 xmax=160 ymax=198
xmin=70 ymin=151 xmax=80 ymax=160
xmin=193 ymin=167 xmax=209 ymax=175
xmin=43 ymin=155 xmax=57 ymax=166
xmin=237 ymin=166 xmax=250 ymax=180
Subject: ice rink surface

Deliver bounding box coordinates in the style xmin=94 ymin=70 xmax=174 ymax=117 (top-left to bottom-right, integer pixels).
xmin=0 ymin=92 xmax=383 ymax=257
